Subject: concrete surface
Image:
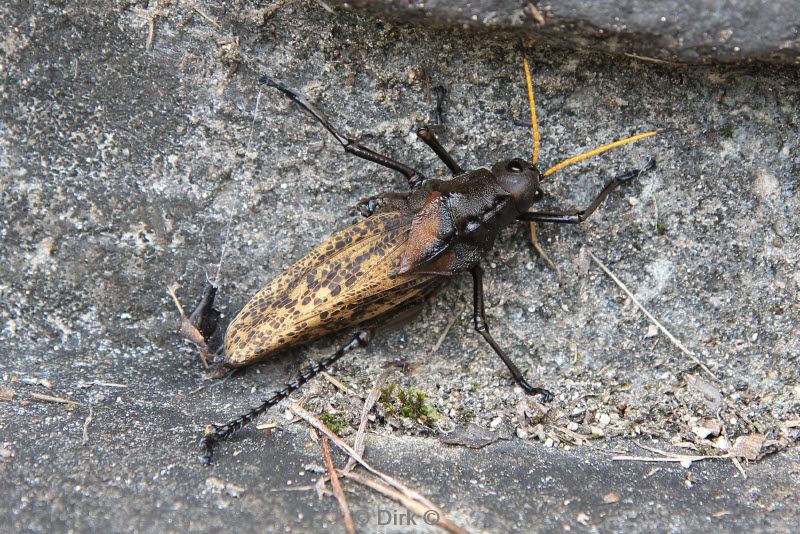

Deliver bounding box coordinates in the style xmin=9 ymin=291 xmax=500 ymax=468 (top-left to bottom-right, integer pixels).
xmin=332 ymin=0 xmax=800 ymax=65
xmin=1 ymin=1 xmax=799 ymax=533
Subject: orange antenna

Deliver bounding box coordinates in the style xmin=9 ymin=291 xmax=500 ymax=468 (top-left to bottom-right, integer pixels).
xmin=523 ymin=58 xmax=541 ymax=166
xmin=544 ymin=130 xmax=659 ymax=177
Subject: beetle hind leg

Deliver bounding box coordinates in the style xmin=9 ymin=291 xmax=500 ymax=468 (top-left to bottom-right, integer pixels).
xmin=198 ymin=330 xmax=373 ymax=464
xmin=470 ymin=265 xmax=554 ymax=402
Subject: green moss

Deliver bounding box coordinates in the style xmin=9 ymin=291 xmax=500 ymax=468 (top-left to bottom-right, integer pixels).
xmin=657 ymin=222 xmax=667 ymax=235
xmin=379 ymin=384 xmax=440 ymax=426
xmin=320 ymin=412 xmax=348 ymax=435
xmin=721 ymin=126 xmax=734 ymax=138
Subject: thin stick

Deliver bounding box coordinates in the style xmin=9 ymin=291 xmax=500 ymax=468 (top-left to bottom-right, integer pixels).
xmin=612 ymin=454 xmax=727 ymax=463
xmin=344 ymin=371 xmax=389 ymax=473
xmin=167 ymin=283 xmax=185 ymax=315
xmin=145 ymin=2 xmax=159 ymax=51
xmin=82 ymin=407 xmax=94 ymax=445
xmin=432 ymin=308 xmax=461 ymax=353
xmin=88 ymin=381 xmax=128 ymax=388
xmin=588 ymin=251 xmax=718 ymax=381
xmin=623 ymin=53 xmax=683 ymax=66
xmin=190 ymin=4 xmax=221 ymax=28
xmin=31 ymin=392 xmax=81 ymax=406
xmin=730 ymin=456 xmax=747 ymax=478
xmin=320 ymin=371 xmax=358 ymax=397
xmin=290 ymin=404 xmax=438 ymax=511
xmin=339 ymin=470 xmax=469 ymax=534
xmin=321 ymin=437 xmax=356 ymax=534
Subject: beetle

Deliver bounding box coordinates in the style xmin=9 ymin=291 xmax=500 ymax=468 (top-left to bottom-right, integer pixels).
xmin=181 ymin=59 xmax=658 ymax=463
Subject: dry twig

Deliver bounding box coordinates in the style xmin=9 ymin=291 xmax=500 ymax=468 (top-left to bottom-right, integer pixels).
xmin=320 ymin=371 xmax=358 ymax=397
xmin=189 ymin=3 xmax=221 ymax=28
xmin=613 ymin=441 xmax=747 ymax=477
xmin=321 ymin=437 xmax=356 ymax=534
xmin=340 ymin=470 xmax=469 ymax=534
xmin=291 ymin=404 xmax=466 ymax=534
xmin=432 ymin=307 xmax=462 ymax=353
xmin=344 ymin=371 xmax=388 ymax=473
xmin=82 ymin=407 xmax=94 ymax=445
xmin=31 ymin=392 xmax=81 ymax=406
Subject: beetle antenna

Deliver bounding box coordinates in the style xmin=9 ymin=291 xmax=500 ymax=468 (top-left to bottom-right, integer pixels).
xmin=544 ymin=130 xmax=659 ymax=177
xmin=198 ymin=330 xmax=372 ymax=464
xmin=523 ymin=58 xmax=541 ymax=166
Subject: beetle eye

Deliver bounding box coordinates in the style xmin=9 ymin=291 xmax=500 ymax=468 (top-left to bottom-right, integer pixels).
xmin=508 ymin=161 xmax=523 ymax=173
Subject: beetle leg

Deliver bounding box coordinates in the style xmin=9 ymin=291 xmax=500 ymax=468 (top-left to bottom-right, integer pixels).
xmin=198 ymin=330 xmax=373 ymax=464
xmin=470 ymin=265 xmax=554 ymax=401
xmin=416 ymin=126 xmax=464 ymax=175
xmin=260 ymin=76 xmax=427 ymax=189
xmin=432 ymin=85 xmax=446 ymax=125
xmin=518 ymin=158 xmax=655 ymax=224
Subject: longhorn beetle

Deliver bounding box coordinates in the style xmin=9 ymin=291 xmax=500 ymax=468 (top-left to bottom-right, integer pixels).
xmin=180 ymin=59 xmax=659 ymax=464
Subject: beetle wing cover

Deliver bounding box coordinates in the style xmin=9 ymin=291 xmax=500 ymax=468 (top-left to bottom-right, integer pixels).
xmin=224 ymin=211 xmax=439 ymax=366
xmin=399 ymin=191 xmax=455 ymax=274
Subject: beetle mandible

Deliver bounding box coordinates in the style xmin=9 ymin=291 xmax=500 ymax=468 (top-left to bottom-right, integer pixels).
xmin=182 ymin=59 xmax=658 ymax=463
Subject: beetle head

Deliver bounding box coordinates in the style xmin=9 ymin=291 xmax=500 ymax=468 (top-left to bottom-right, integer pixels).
xmin=492 ymin=158 xmax=544 ymax=214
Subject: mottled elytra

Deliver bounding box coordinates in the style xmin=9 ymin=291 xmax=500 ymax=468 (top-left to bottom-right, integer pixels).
xmin=180 ymin=59 xmax=659 ymax=464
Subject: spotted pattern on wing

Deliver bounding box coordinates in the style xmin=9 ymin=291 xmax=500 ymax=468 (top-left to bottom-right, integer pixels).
xmin=224 ymin=211 xmax=442 ymax=366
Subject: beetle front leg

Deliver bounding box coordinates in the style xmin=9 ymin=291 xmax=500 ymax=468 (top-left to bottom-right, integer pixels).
xmin=470 ymin=265 xmax=554 ymax=401
xmin=518 ymin=158 xmax=655 ymax=224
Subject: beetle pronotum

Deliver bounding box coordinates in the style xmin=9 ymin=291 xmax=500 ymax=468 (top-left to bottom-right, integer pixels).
xmin=180 ymin=59 xmax=658 ymax=463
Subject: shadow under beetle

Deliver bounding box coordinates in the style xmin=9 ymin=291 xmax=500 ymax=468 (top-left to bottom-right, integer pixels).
xmin=181 ymin=59 xmax=659 ymax=464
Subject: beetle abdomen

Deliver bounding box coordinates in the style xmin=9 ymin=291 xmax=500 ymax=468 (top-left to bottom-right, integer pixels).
xmin=223 ymin=210 xmax=440 ymax=366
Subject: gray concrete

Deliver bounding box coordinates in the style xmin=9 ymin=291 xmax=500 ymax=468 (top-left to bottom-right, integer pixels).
xmin=1 ymin=1 xmax=798 ymax=533
xmin=333 ymin=0 xmax=800 ymax=65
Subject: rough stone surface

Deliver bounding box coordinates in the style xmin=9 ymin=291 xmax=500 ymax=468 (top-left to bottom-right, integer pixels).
xmin=332 ymin=0 xmax=800 ymax=65
xmin=1 ymin=1 xmax=799 ymax=533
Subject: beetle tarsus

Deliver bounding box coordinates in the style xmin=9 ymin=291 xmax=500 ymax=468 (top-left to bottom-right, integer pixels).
xmin=517 ymin=157 xmax=657 ymax=225
xmin=197 ymin=330 xmax=373 ymax=464
xmin=517 ymin=379 xmax=555 ymax=402
xmin=470 ymin=265 xmax=552 ymax=397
